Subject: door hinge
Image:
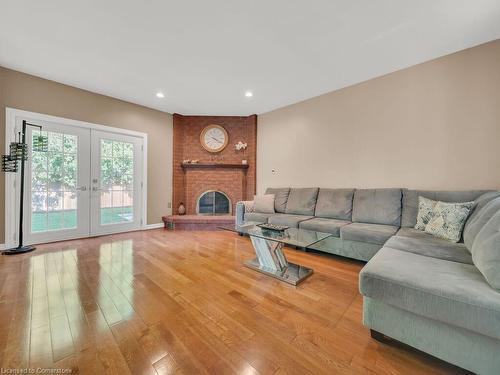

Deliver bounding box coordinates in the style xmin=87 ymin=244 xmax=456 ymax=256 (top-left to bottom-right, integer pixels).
xmin=141 ymin=182 xmax=143 ymax=189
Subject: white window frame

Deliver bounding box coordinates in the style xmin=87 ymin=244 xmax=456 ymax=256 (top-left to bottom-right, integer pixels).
xmin=4 ymin=108 xmax=148 ymax=248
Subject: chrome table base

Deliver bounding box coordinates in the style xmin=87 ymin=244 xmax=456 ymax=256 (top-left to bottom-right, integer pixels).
xmin=244 ymin=258 xmax=313 ymax=286
xmin=245 ymin=236 xmax=313 ymax=286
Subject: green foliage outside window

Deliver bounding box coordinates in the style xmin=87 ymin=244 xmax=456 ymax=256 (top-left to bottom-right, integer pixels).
xmin=31 ymin=134 xmax=133 ymax=212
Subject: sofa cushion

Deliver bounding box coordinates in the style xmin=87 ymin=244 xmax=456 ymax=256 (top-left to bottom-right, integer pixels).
xmin=352 ymin=189 xmax=402 ymax=226
xmin=265 ymin=188 xmax=290 ymax=213
xmin=388 ymin=229 xmax=472 ymax=264
xmin=394 ymin=227 xmax=432 ymax=240
xmin=314 ymin=188 xmax=354 ymax=220
xmin=285 ymin=188 xmax=319 ymax=216
xmin=308 ymin=236 xmax=381 ymax=261
xmin=340 ymin=223 xmax=398 ymax=245
xmin=253 ymin=194 xmax=275 ymax=214
xmin=244 ymin=212 xmax=273 ymax=224
xmin=299 ymin=217 xmax=350 ymax=237
xmin=463 ymin=194 xmax=500 ymax=250
xmin=268 ymin=214 xmax=313 ymax=228
xmin=472 ymin=209 xmax=500 ymax=290
xmin=401 ymin=189 xmax=488 ymax=228
xmin=360 ymin=247 xmax=500 ymax=340
xmin=424 ymin=200 xmax=475 ymax=243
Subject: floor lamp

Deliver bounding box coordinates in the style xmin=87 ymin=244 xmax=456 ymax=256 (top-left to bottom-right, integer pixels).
xmin=2 ymin=120 xmax=47 ymax=255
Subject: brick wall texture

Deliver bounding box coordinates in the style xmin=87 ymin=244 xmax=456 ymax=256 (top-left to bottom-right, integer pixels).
xmin=172 ymin=114 xmax=257 ymax=215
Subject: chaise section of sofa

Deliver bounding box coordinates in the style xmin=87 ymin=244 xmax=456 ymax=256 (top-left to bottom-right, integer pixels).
xmin=360 ymin=247 xmax=500 ymax=340
xmin=360 ymin=246 xmax=500 ymax=374
xmin=360 ymin=192 xmax=500 ymax=374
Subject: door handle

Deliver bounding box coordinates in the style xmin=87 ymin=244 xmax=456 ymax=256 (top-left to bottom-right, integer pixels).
xmin=76 ymin=186 xmax=87 ymax=191
xmin=92 ymin=187 xmax=101 ymax=191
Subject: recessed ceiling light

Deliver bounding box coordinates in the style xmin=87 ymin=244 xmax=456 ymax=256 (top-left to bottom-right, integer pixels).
xmin=244 ymin=91 xmax=253 ymax=98
xmin=156 ymin=92 xmax=165 ymax=98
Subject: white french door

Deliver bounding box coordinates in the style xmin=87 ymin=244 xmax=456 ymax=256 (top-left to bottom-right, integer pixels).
xmin=90 ymin=130 xmax=143 ymax=235
xmin=25 ymin=123 xmax=91 ymax=244
xmin=21 ymin=119 xmax=144 ymax=245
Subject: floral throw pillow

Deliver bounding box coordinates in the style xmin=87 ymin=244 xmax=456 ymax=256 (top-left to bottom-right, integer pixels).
xmin=425 ymin=201 xmax=475 ymax=242
xmin=415 ymin=196 xmax=438 ymax=231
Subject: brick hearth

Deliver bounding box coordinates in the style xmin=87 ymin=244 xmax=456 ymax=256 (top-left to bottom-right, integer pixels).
xmin=162 ymin=215 xmax=235 ymax=230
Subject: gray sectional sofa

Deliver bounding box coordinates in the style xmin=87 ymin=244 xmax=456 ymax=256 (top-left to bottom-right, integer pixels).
xmin=236 ymin=187 xmax=500 ymax=374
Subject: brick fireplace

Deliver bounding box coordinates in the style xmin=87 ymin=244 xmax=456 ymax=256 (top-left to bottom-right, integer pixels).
xmin=172 ymin=114 xmax=257 ymax=217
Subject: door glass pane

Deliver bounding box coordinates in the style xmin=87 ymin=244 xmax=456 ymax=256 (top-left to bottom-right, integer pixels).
xmin=31 ymin=131 xmax=78 ymax=232
xmin=100 ymin=139 xmax=134 ymax=225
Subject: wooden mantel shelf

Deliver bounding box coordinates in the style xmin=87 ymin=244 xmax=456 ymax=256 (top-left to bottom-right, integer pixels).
xmin=181 ymin=163 xmax=249 ymax=170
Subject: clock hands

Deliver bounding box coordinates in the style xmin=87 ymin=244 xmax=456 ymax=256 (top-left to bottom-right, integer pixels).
xmin=210 ymin=136 xmax=223 ymax=144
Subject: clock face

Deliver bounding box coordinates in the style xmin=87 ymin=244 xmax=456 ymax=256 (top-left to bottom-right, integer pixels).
xmin=200 ymin=125 xmax=228 ymax=153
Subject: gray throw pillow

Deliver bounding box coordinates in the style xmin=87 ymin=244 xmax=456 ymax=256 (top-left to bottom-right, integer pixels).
xmin=253 ymin=194 xmax=275 ymax=214
xmin=425 ymin=201 xmax=475 ymax=242
xmin=265 ymin=188 xmax=290 ymax=213
xmin=415 ymin=196 xmax=437 ymax=231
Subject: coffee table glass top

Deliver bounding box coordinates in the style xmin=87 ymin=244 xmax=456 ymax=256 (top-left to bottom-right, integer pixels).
xmin=220 ymin=222 xmax=332 ymax=248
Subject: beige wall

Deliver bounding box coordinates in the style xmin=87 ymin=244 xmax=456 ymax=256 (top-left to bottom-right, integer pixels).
xmin=257 ymin=39 xmax=500 ymax=193
xmin=0 ymin=67 xmax=173 ymax=243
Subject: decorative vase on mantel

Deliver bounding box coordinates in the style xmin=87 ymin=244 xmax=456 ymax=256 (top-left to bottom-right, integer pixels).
xmin=178 ymin=202 xmax=186 ymax=215
xmin=235 ymin=141 xmax=248 ymax=165
xmin=241 ymin=147 xmax=248 ymax=164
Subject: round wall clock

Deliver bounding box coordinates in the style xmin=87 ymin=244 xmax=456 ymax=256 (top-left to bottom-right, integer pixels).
xmin=200 ymin=124 xmax=229 ymax=153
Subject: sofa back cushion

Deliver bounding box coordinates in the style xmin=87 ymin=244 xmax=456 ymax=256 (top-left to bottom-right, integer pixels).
xmin=401 ymin=189 xmax=488 ymax=228
xmin=464 ymin=195 xmax=500 ymax=250
xmin=472 ymin=209 xmax=500 ymax=290
xmin=265 ymin=188 xmax=290 ymax=213
xmin=352 ymin=189 xmax=402 ymax=226
xmin=314 ymin=188 xmax=354 ymax=220
xmin=285 ymin=188 xmax=319 ymax=216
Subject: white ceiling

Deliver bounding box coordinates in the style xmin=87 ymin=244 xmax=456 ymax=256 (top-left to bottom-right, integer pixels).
xmin=1 ymin=1 xmax=500 ymax=115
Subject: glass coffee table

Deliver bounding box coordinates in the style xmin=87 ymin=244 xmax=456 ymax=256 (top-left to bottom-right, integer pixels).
xmin=220 ymin=222 xmax=332 ymax=286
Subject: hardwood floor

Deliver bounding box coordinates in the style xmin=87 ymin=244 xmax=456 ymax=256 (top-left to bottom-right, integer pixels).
xmin=0 ymin=229 xmax=468 ymax=374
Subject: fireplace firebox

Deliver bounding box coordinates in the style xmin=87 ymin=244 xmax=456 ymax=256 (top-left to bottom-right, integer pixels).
xmin=196 ymin=190 xmax=231 ymax=215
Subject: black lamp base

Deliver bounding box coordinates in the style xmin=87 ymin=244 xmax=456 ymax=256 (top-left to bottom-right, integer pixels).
xmin=2 ymin=245 xmax=36 ymax=255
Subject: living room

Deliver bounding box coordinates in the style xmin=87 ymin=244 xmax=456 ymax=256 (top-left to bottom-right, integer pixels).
xmin=1 ymin=1 xmax=499 ymax=374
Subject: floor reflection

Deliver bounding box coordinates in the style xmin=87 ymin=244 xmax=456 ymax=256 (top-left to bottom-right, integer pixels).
xmin=1 ymin=238 xmax=137 ymax=369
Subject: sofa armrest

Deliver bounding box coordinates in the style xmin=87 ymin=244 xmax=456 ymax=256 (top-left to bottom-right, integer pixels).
xmin=236 ymin=201 xmax=254 ymax=227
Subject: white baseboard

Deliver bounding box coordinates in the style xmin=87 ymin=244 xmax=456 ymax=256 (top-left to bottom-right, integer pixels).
xmin=145 ymin=223 xmax=164 ymax=230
